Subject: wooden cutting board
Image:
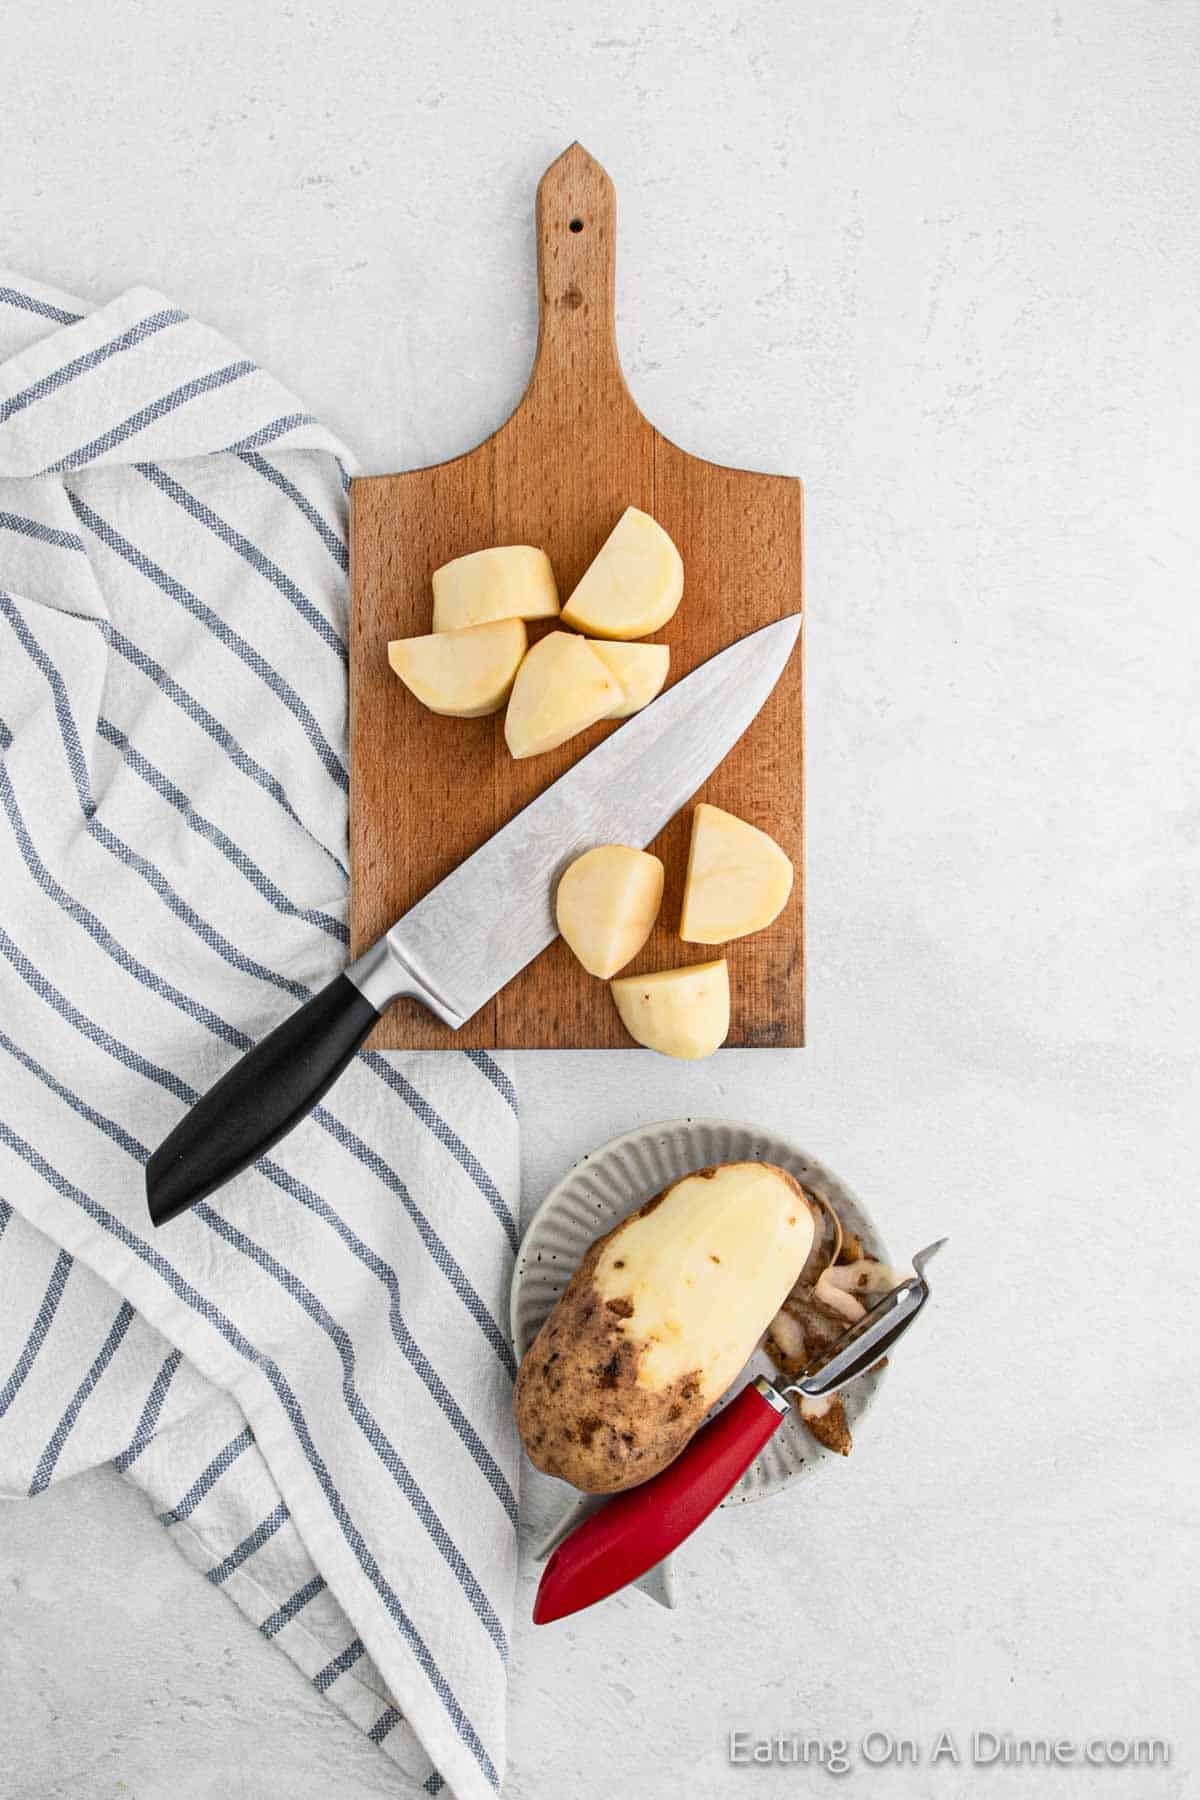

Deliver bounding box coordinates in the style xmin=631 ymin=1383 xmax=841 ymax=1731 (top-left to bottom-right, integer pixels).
xmin=349 ymin=144 xmax=803 ymax=1050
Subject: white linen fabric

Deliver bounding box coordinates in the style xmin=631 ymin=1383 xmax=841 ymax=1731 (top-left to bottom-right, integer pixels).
xmin=0 ymin=272 xmax=521 ymax=1800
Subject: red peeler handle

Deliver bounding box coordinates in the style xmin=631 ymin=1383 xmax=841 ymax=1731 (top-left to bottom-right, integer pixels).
xmin=533 ymin=1379 xmax=787 ymax=1624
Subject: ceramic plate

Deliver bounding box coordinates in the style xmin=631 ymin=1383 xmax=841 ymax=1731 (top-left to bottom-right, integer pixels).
xmin=511 ymin=1117 xmax=891 ymax=1507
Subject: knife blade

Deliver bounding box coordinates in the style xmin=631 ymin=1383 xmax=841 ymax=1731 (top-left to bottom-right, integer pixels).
xmin=146 ymin=613 xmax=800 ymax=1225
xmin=360 ymin=612 xmax=801 ymax=1026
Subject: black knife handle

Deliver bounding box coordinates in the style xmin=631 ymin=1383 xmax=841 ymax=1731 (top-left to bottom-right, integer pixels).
xmin=146 ymin=974 xmax=380 ymax=1226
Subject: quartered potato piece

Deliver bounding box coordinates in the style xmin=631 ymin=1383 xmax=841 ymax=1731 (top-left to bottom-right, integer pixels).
xmin=610 ymin=958 xmax=730 ymax=1059
xmin=561 ymin=507 xmax=683 ymax=640
xmin=432 ymin=545 xmax=559 ymax=632
xmin=588 ymin=640 xmax=670 ymax=718
xmin=680 ymin=802 xmax=794 ymax=943
xmin=556 ymin=845 xmax=665 ymax=978
xmin=387 ymin=618 xmax=527 ymax=717
xmin=504 ymin=631 xmax=621 ymax=759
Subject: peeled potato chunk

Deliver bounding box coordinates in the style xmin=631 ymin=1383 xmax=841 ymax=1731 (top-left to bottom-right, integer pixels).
xmin=556 ymin=845 xmax=665 ymax=978
xmin=432 ymin=545 xmax=559 ymax=633
xmin=387 ymin=618 xmax=527 ymax=718
xmin=610 ymin=959 xmax=729 ymax=1059
xmin=504 ymin=631 xmax=621 ymax=759
xmin=561 ymin=507 xmax=683 ymax=640
xmin=588 ymin=641 xmax=670 ymax=718
xmin=680 ymin=803 xmax=794 ymax=943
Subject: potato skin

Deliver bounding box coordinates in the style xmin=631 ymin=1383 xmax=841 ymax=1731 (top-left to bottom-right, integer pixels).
xmin=514 ymin=1229 xmax=707 ymax=1493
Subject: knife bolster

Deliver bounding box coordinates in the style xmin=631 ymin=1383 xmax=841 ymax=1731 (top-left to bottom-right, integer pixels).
xmin=346 ymin=936 xmax=467 ymax=1030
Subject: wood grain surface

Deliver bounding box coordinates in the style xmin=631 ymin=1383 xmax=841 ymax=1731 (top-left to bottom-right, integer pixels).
xmin=349 ymin=144 xmax=803 ymax=1049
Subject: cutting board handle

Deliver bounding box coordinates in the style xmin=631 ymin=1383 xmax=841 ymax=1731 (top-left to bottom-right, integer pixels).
xmin=531 ymin=143 xmax=629 ymax=404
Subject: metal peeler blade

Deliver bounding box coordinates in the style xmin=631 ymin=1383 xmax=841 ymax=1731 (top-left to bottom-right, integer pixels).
xmin=785 ymin=1236 xmax=948 ymax=1401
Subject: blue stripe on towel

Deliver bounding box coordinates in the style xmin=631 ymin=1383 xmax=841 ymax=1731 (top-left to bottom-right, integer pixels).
xmin=113 ymin=1347 xmax=183 ymax=1472
xmin=0 ymin=1247 xmax=73 ymax=1419
xmin=464 ymin=1050 xmax=519 ymax=1115
xmin=0 ymin=308 xmax=186 ymax=425
xmin=260 ymin=1573 xmax=327 ymax=1638
xmin=158 ymin=1426 xmax=255 ymax=1525
xmin=227 ymin=413 xmax=317 ymax=454
xmin=0 ymin=512 xmax=87 ymax=553
xmin=29 ymin=1300 xmax=137 ymax=1494
xmin=0 ymin=286 xmax=84 ymax=326
xmin=1 ymin=593 xmax=95 ymax=814
xmin=47 ymin=362 xmax=257 ymax=471
xmin=207 ymin=1499 xmax=291 ymax=1583
xmin=371 ymin=1705 xmax=405 ymax=1744
xmin=314 ymin=1637 xmax=366 ymax=1692
xmin=364 ymin=1053 xmax=518 ymax=1253
xmin=238 ymin=451 xmax=348 ymax=572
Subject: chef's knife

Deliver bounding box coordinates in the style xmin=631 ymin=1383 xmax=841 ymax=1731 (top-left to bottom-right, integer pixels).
xmin=145 ymin=613 xmax=800 ymax=1226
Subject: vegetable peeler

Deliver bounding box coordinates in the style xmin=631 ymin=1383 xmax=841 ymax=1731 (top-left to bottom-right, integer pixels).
xmin=533 ymin=1238 xmax=946 ymax=1624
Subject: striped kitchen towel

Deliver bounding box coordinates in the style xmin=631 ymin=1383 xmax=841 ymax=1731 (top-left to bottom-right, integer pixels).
xmin=0 ymin=272 xmax=521 ymax=1800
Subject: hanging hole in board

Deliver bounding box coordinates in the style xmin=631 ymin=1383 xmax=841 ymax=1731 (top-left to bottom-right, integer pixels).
xmin=569 ymin=218 xmax=584 ymax=233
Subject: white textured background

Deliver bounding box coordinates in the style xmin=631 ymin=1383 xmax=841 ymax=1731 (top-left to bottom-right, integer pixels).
xmin=3 ymin=2 xmax=1197 ymax=1797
